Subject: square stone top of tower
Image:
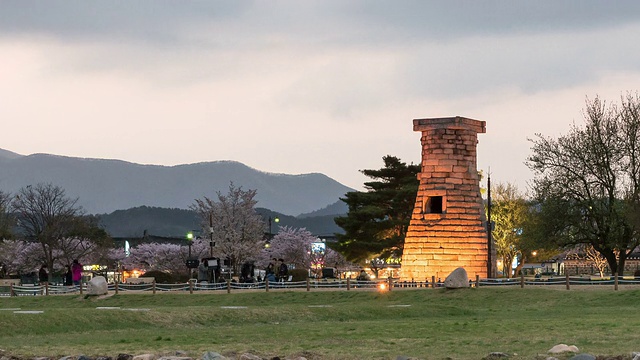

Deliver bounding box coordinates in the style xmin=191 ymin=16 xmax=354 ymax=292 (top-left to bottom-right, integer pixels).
xmin=413 ymin=116 xmax=486 ymax=134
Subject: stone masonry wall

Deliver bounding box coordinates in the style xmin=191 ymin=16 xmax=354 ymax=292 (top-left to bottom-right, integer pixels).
xmin=401 ymin=117 xmax=490 ymax=281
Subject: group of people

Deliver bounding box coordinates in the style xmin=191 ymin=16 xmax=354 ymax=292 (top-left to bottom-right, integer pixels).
xmin=265 ymin=258 xmax=288 ymax=282
xmin=195 ymin=258 xmax=288 ymax=284
xmin=37 ymin=259 xmax=83 ymax=286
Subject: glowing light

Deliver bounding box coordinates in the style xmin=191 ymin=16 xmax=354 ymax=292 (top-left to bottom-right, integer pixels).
xmin=378 ymin=283 xmax=387 ymax=291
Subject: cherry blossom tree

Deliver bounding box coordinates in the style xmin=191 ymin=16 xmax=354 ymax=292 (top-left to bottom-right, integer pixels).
xmin=108 ymin=238 xmax=210 ymax=277
xmin=192 ymin=183 xmax=266 ymax=274
xmin=0 ymin=240 xmax=42 ymax=276
xmin=0 ymin=237 xmax=112 ymax=277
xmin=260 ymin=226 xmax=316 ymax=269
xmin=260 ymin=226 xmax=351 ymax=276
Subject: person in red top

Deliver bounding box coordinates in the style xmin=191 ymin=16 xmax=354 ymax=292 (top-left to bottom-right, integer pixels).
xmin=71 ymin=259 xmax=83 ymax=286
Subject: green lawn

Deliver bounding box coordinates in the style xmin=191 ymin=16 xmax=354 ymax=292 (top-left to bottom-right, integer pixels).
xmin=1 ymin=287 xmax=638 ymax=359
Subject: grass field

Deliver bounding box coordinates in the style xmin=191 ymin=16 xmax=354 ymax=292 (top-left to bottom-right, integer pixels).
xmin=1 ymin=287 xmax=638 ymax=359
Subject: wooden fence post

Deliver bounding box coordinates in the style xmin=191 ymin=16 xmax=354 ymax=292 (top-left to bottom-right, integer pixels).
xmin=565 ymin=272 xmax=570 ymax=290
xmin=79 ymin=282 xmax=83 ymax=295
xmin=306 ymin=278 xmax=310 ymax=292
xmin=265 ymin=279 xmax=269 ymax=292
xmin=475 ymin=274 xmax=480 ymax=288
xmin=347 ymin=277 xmax=351 ymax=291
xmin=189 ymin=280 xmax=193 ymax=294
xmin=226 ymin=280 xmax=231 ymax=294
xmin=614 ymin=273 xmax=619 ymax=291
xmin=115 ymin=282 xmax=119 ymax=295
xmin=152 ymin=280 xmax=156 ymax=295
xmin=45 ymin=282 xmax=49 ymax=296
xmin=10 ymin=283 xmax=15 ymax=297
xmin=520 ymin=272 xmax=525 ymax=288
xmin=431 ymin=276 xmax=436 ymax=288
xmin=388 ymin=277 xmax=393 ymax=291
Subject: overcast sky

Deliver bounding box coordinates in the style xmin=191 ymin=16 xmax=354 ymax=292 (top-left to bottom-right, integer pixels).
xmin=2 ymin=1 xmax=640 ymax=192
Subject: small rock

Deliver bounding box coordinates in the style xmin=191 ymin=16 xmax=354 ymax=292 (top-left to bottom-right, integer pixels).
xmin=201 ymin=352 xmax=226 ymax=360
xmin=132 ymin=354 xmax=156 ymax=360
xmin=548 ymin=344 xmax=579 ymax=354
xmin=117 ymin=354 xmax=133 ymax=360
xmin=238 ymin=354 xmax=262 ymax=360
xmin=632 ymin=352 xmax=640 ymax=360
xmin=568 ymin=354 xmax=595 ymax=360
xmin=484 ymin=352 xmax=509 ymax=359
xmin=96 ymin=357 xmax=113 ymax=360
xmin=77 ymin=355 xmax=92 ymax=360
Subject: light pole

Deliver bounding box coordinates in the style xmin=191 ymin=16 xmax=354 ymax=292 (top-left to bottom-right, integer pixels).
xmin=186 ymin=231 xmax=194 ymax=258
xmin=268 ymin=216 xmax=280 ymax=239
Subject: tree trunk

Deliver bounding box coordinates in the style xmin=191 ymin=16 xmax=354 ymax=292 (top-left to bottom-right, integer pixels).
xmin=617 ymin=252 xmax=627 ymax=276
xmin=602 ymin=249 xmax=618 ymax=276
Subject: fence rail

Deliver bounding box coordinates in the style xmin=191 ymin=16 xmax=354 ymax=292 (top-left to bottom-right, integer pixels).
xmin=2 ymin=274 xmax=639 ymax=296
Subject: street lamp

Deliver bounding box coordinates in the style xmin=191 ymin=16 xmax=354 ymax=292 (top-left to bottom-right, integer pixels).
xmin=268 ymin=216 xmax=280 ymax=238
xmin=186 ymin=231 xmax=194 ymax=258
xmin=185 ymin=232 xmax=199 ymax=275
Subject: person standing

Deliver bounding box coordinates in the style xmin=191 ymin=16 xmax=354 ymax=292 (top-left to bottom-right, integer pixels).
xmin=64 ymin=265 xmax=73 ymax=286
xmin=38 ymin=264 xmax=49 ymax=285
xmin=71 ymin=259 xmax=83 ymax=286
xmin=197 ymin=259 xmax=208 ymax=283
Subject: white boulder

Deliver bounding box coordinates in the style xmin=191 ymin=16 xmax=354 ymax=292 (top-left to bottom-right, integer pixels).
xmin=444 ymin=267 xmax=469 ymax=289
xmin=86 ymin=276 xmax=108 ymax=296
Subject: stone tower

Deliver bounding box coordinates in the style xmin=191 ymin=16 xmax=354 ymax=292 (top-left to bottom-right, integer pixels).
xmin=401 ymin=116 xmax=492 ymax=281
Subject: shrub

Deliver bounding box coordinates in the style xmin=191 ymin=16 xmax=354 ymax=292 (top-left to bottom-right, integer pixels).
xmin=142 ymin=270 xmax=179 ymax=284
xmin=289 ymin=268 xmax=308 ymax=282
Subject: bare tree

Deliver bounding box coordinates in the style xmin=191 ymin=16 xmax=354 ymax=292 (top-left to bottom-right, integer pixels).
xmin=582 ymin=244 xmax=609 ymax=278
xmin=11 ymin=183 xmax=108 ymax=271
xmin=0 ymin=190 xmax=13 ymax=240
xmin=527 ymin=93 xmax=640 ymax=275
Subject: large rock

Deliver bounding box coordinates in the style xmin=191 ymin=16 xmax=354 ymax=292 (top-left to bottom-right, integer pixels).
xmin=444 ymin=267 xmax=469 ymax=289
xmin=86 ymin=276 xmax=108 ymax=296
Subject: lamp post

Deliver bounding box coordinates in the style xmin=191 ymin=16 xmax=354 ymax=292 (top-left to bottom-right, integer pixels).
xmin=186 ymin=231 xmax=194 ymax=258
xmin=268 ymin=216 xmax=280 ymax=239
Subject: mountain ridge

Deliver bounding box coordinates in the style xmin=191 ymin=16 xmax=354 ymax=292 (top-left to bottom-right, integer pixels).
xmin=0 ymin=148 xmax=355 ymax=216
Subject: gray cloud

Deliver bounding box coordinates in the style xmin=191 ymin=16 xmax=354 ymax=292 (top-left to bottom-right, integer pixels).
xmin=3 ymin=1 xmax=640 ymax=44
xmin=0 ymin=0 xmax=247 ymax=43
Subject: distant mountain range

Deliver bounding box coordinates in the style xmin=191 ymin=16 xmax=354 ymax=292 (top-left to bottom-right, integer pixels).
xmin=0 ymin=148 xmax=353 ymax=216
xmin=99 ymin=205 xmax=345 ymax=238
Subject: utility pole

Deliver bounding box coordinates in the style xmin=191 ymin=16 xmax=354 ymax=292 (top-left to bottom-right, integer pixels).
xmin=209 ymin=212 xmax=214 ymax=258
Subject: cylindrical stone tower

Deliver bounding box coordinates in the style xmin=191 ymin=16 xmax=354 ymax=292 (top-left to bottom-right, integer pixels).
xmin=401 ymin=116 xmax=492 ymax=281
